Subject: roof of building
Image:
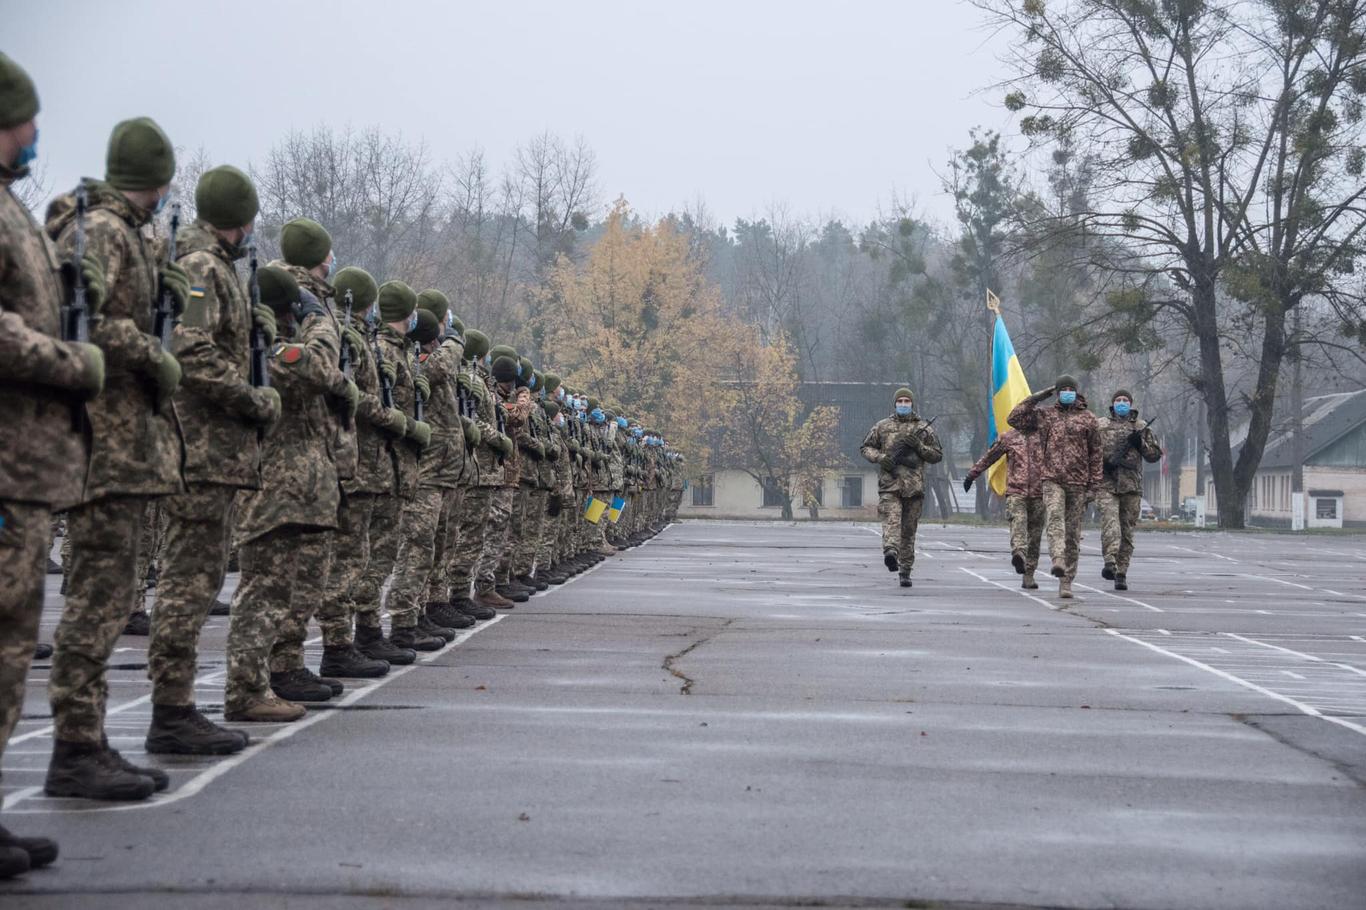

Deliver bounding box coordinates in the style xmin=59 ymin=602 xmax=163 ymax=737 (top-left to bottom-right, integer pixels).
xmin=1238 ymin=388 xmax=1366 ymax=470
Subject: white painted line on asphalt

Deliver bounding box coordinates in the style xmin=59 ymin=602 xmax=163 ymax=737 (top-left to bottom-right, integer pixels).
xmin=1168 ymin=544 xmax=1238 ymax=562
xmin=1107 ymin=630 xmax=1366 ymax=737
xmin=959 ymin=567 xmax=1059 ymax=610
xmin=6 ymin=616 xmax=507 ymax=815
xmin=1156 ymin=629 xmax=1172 ymax=636
xmin=1281 ymin=670 xmax=1307 ymax=680
xmin=1323 ymin=589 xmax=1366 ymax=601
xmin=1223 ymin=632 xmax=1366 ymax=677
xmin=1073 ymin=582 xmax=1164 ymax=613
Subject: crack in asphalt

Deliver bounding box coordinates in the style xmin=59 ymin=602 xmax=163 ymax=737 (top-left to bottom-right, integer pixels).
xmin=663 ymin=619 xmax=736 ymax=695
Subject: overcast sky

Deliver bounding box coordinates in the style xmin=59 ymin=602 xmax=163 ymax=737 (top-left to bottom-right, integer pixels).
xmin=12 ymin=0 xmax=1015 ymax=229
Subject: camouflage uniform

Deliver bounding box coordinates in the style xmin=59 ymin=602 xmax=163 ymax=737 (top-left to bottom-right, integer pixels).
xmin=478 ymin=385 xmax=529 ymax=595
xmin=46 ymin=182 xmax=185 ymax=745
xmin=449 ymin=360 xmax=502 ymax=599
xmin=226 ymin=309 xmax=345 ymax=712
xmin=1097 ymin=411 xmax=1161 ymax=575
xmin=510 ymin=399 xmax=553 ymax=578
xmin=148 ymin=220 xmax=276 ymax=706
xmin=860 ymin=411 xmax=943 ymax=577
xmin=1008 ymin=392 xmax=1102 ymax=582
xmin=0 ymin=166 xmax=96 ymax=765
xmin=966 ymin=428 xmax=1044 ymax=573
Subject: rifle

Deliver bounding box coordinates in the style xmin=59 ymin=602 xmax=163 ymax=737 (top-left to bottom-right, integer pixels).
xmin=339 ymin=290 xmax=354 ymax=380
xmin=153 ymin=203 xmax=180 ymax=349
xmin=367 ymin=311 xmax=394 ymax=409
xmin=411 ymin=341 xmax=424 ymax=424
xmin=493 ymin=385 xmax=507 ymax=466
xmin=61 ymin=180 xmax=91 ymax=432
xmin=892 ymin=415 xmax=937 ymax=465
xmin=455 ymin=365 xmax=477 ymax=451
xmin=246 ymin=245 xmax=270 ymax=390
xmin=1128 ymin=412 xmax=1157 ymax=449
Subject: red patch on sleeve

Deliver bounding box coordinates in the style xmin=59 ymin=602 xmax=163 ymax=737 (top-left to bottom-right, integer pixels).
xmin=281 ymin=345 xmax=303 ymax=364
xmin=419 ymin=353 xmax=429 ymax=363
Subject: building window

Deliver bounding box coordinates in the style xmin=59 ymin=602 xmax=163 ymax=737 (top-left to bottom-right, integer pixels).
xmin=691 ymin=474 xmax=714 ymax=507
xmin=760 ymin=476 xmax=785 ymax=508
xmin=1316 ymin=497 xmax=1337 ymax=520
xmin=841 ymin=475 xmax=864 ymax=508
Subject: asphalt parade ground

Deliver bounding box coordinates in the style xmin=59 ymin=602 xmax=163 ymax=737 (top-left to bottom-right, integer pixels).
xmin=3 ymin=520 xmax=1364 ymax=910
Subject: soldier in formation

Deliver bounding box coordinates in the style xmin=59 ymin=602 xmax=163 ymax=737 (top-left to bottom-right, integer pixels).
xmin=1096 ymin=390 xmax=1162 ymax=591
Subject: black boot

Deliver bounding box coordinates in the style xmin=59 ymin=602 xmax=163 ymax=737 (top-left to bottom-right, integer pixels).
xmin=209 ymin=597 xmax=230 ymax=616
xmin=883 ymin=549 xmax=898 ymax=572
xmin=146 ymin=704 xmax=247 ymax=756
xmin=1102 ymin=562 xmax=1116 ymax=580
xmin=428 ymin=602 xmax=475 ymax=630
xmin=123 ymin=610 xmax=150 ymax=636
xmin=899 ymin=575 xmax=912 ymax=588
xmin=45 ymin=740 xmax=154 ymax=801
xmin=390 ymin=624 xmax=444 ymax=652
xmin=496 ymin=584 xmax=530 ymax=603
xmin=299 ymin=666 xmax=344 ymax=697
xmin=103 ymin=738 xmax=169 ymax=791
xmin=1114 ymin=573 xmax=1128 ymax=591
xmin=0 ymin=845 xmax=28 ymax=880
xmin=32 ymin=642 xmax=52 ymax=661
xmin=355 ymin=625 xmax=416 ymax=665
xmin=517 ymin=574 xmax=548 ymax=592
xmin=417 ymin=613 xmax=456 ymax=644
xmin=450 ymin=596 xmax=496 ymax=621
xmin=270 ymin=668 xmax=333 ymax=702
xmin=320 ymin=644 xmax=389 ymax=679
xmin=0 ymin=824 xmax=56 ymax=871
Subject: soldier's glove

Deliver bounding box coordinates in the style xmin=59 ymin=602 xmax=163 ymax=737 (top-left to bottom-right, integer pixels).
xmin=878 ymin=454 xmax=896 ymax=472
xmin=71 ymin=342 xmax=105 ymax=400
xmin=547 ymin=494 xmax=563 ymax=517
xmin=245 ymin=386 xmax=282 ymax=428
xmin=341 ymin=326 xmax=365 ymax=362
xmin=148 ymin=350 xmax=182 ymax=409
xmin=340 ymin=378 xmax=359 ymax=423
xmin=408 ymin=419 xmax=432 ymax=449
xmin=546 ymin=443 xmax=560 ymax=462
xmin=379 ymin=406 xmax=407 ymax=438
xmin=251 ymin=303 xmax=278 ymax=348
xmin=62 ymin=252 xmax=108 ymax=315
xmin=1127 ymin=429 xmax=1144 ymax=449
xmin=963 ymin=474 xmax=974 ymax=493
xmin=495 ymin=433 xmax=515 ymax=458
xmin=523 ymin=439 xmax=545 ymax=460
xmin=462 ymin=416 xmax=481 ymax=448
xmin=158 ymin=262 xmax=191 ymax=316
xmin=414 ymin=375 xmax=431 ymax=403
xmin=378 ymin=359 xmax=397 ymax=388
xmin=455 ymin=372 xmax=475 ymax=393
xmin=292 ymin=288 xmax=326 ymax=322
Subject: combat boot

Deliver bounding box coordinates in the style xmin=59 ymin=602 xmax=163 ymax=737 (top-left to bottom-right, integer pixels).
xmin=496 ymin=584 xmax=530 ymax=603
xmin=417 ymin=613 xmax=456 ymax=643
xmin=451 ymin=595 xmax=496 ymax=621
xmin=300 ymin=666 xmax=343 ymax=697
xmin=45 ymin=740 xmax=154 ymax=801
xmin=0 ymin=824 xmax=57 ymax=871
xmin=543 ymin=569 xmax=569 ymax=586
xmin=123 ymin=609 xmax=150 ymax=636
xmin=597 ymin=543 xmax=617 ymax=557
xmin=1102 ymin=562 xmax=1116 ymax=580
xmin=146 ymin=704 xmax=247 ymax=755
xmin=33 ymin=642 xmax=52 ymax=661
xmin=429 ymin=602 xmax=475 ymax=630
xmin=209 ymin=597 xmax=230 ymax=616
xmin=1114 ymin=574 xmax=1128 ymax=591
xmin=899 ymin=574 xmax=912 ymax=588
xmin=474 ymin=590 xmax=512 ymax=611
xmin=1011 ymin=551 xmax=1026 ymax=574
xmin=883 ymin=549 xmax=898 ymax=572
xmin=1059 ymin=578 xmax=1074 ymax=599
xmin=320 ymin=644 xmax=390 ymax=679
xmin=518 ymin=574 xmax=549 ymax=592
xmin=355 ymin=624 xmax=416 ymax=665
xmin=270 ymin=668 xmax=333 ymax=703
xmin=390 ymin=624 xmax=444 ymax=652
xmin=224 ymin=691 xmax=307 ymax=723
xmin=102 ymin=737 xmax=169 ymax=791
xmin=0 ymin=845 xmax=28 ymax=879
xmin=1021 ymin=572 xmax=1038 ymax=590
xmin=1050 ymin=559 xmax=1067 ymax=579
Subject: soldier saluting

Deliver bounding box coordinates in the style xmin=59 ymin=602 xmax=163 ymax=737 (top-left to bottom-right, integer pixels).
xmin=860 ymin=388 xmax=943 ymax=588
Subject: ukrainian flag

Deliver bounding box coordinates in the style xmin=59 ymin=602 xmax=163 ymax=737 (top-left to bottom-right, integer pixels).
xmin=607 ymin=495 xmax=626 ymax=524
xmin=988 ymin=308 xmax=1032 ymax=497
xmin=584 ymin=496 xmax=607 ymax=524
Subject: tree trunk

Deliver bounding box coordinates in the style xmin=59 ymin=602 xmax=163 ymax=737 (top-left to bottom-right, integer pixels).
xmin=1191 ymin=278 xmax=1243 ymax=529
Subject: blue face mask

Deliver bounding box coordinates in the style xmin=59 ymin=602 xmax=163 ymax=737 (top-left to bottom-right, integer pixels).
xmin=577 ymin=411 xmax=587 ymax=422
xmin=239 ymin=230 xmax=255 ymax=250
xmin=1059 ymin=390 xmax=1077 ymax=406
xmin=631 ymin=427 xmax=643 ymax=438
xmin=153 ymin=191 xmax=171 ymax=215
xmin=616 ymin=416 xmax=628 ymax=429
xmin=407 ymin=312 xmax=419 ymax=333
xmin=1113 ymin=401 xmax=1131 ymax=417
xmin=15 ymin=129 xmax=37 ymax=167
xmin=895 ymin=403 xmax=913 ymax=417
xmin=483 ymin=354 xmax=492 ymax=367
xmin=590 ymin=408 xmax=605 ymax=424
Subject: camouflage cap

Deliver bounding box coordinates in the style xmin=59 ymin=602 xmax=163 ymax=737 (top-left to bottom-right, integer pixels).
xmin=195 ymin=165 xmax=258 ymax=230
xmin=463 ymin=329 xmax=489 ymax=361
xmin=105 ymin=117 xmax=175 ymax=191
xmin=256 ymin=265 xmax=299 ymax=313
xmin=416 ymin=289 xmax=449 ymax=323
xmin=409 ymin=308 xmax=441 ymax=344
xmin=377 ymin=280 xmax=417 ymax=323
xmin=280 ymin=218 xmax=332 ymax=269
xmin=0 ymin=53 xmax=39 ymax=130
xmin=332 ymin=266 xmax=378 ymax=311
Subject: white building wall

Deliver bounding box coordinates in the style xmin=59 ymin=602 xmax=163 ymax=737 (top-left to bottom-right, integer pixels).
xmin=680 ymin=468 xmax=881 ymax=520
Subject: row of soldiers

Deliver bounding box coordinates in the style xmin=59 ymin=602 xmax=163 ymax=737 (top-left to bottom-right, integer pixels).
xmin=0 ymin=53 xmax=683 ymax=878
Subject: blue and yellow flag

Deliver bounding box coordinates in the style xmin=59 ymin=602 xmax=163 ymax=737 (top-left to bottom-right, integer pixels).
xmin=584 ymin=496 xmax=607 ymax=524
xmin=987 ymin=298 xmax=1032 ymax=497
xmin=607 ymin=495 xmax=626 ymax=524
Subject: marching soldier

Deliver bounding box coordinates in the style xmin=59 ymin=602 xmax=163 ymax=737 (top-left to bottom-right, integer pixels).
xmin=860 ymin=388 xmax=943 ymax=588
xmin=964 ymin=426 xmax=1045 ymax=589
xmin=1097 ymin=390 xmax=1161 ymax=590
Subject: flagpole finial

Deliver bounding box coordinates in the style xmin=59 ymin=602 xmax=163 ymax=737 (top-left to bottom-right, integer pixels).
xmin=986 ymin=289 xmax=1002 ymax=315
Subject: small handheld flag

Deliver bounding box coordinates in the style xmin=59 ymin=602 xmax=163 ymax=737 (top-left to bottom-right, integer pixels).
xmin=608 ymin=495 xmax=626 ymax=524
xmin=584 ymin=496 xmax=608 ymax=524
xmin=987 ymin=292 xmax=1032 ymax=497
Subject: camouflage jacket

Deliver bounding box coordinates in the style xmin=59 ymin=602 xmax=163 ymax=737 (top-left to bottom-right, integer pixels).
xmin=48 ymin=181 xmax=184 ymax=503
xmin=233 ymin=312 xmax=343 ymax=545
xmin=1097 ymin=411 xmax=1161 ymax=495
xmin=375 ymin=326 xmax=420 ymax=499
xmin=341 ymin=320 xmax=397 ymax=497
xmin=549 ymin=417 xmax=575 ymax=497
xmin=1007 ymin=393 xmax=1103 ymax=491
xmin=171 ymin=221 xmax=265 ymax=490
xmin=0 ymin=175 xmax=91 ymax=510
xmin=465 ymin=362 xmax=505 ymax=488
xmin=415 ymin=336 xmax=466 ymax=490
xmin=860 ymin=413 xmax=944 ymax=497
xmin=967 ymin=428 xmax=1042 ymax=498
xmin=499 ymin=385 xmax=532 ymax=487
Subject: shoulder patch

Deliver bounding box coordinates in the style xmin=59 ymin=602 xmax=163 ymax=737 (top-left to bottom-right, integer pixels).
xmin=279 ymin=344 xmax=304 ymax=364
xmin=419 ymin=352 xmax=429 ymax=363
xmin=189 ymin=286 xmax=206 ymax=298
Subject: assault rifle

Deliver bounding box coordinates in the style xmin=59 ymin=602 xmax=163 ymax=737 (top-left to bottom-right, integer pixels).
xmin=411 ymin=341 xmax=424 ymax=424
xmin=494 ymin=386 xmax=508 ymax=466
xmin=61 ymin=180 xmax=91 ymax=432
xmin=153 ymin=203 xmax=180 ymax=349
xmin=891 ymin=415 xmax=937 ymax=466
xmin=246 ymin=245 xmax=270 ymax=390
xmin=456 ymin=366 xmax=477 ymax=452
xmin=339 ymin=290 xmax=354 ymax=380
xmin=366 ymin=311 xmax=394 ymax=410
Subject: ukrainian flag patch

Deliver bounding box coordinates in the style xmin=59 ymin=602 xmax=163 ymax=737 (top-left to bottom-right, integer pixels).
xmin=189 ymin=286 xmax=206 ymax=298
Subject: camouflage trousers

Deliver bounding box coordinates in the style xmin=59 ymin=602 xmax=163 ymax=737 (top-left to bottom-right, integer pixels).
xmin=0 ymin=500 xmax=51 ymax=764
xmin=226 ymin=526 xmax=326 ymax=710
xmin=877 ymin=492 xmax=923 ymax=575
xmin=50 ymin=494 xmax=152 ymax=745
xmin=1005 ymin=494 xmax=1045 ymax=574
xmin=1100 ymin=491 xmax=1141 ymax=574
xmin=512 ymin=487 xmax=547 ymax=577
xmin=1042 ymin=481 xmax=1087 ymax=581
xmin=423 ymin=485 xmax=465 ymax=605
xmin=356 ymin=493 xmax=402 ymax=631
xmin=320 ymin=492 xmax=378 ymax=646
xmin=132 ymin=501 xmax=166 ymax=616
xmin=147 ymin=484 xmax=236 ymax=706
xmin=476 ymin=487 xmax=515 ymax=594
xmin=389 ymin=485 xmax=449 ymax=627
xmin=449 ymin=485 xmax=493 ymax=601
xmin=270 ymin=527 xmax=339 ymax=673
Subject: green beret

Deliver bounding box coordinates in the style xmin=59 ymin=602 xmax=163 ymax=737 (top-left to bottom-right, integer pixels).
xmin=332 ymin=266 xmax=378 ymax=311
xmin=586 ymin=397 xmax=600 ymax=411
xmin=194 ymin=165 xmax=258 ymax=230
xmin=105 ymin=117 xmax=176 ymax=191
xmin=377 ymin=280 xmax=417 ymax=323
xmin=542 ymin=373 xmax=561 ymax=393
xmin=256 ymin=265 xmax=299 ymax=313
xmin=491 ymin=355 xmax=519 ymax=382
xmin=463 ymin=329 xmax=489 ymax=360
xmin=280 ymin=218 xmax=332 ymax=269
xmin=448 ymin=314 xmax=465 ymax=337
xmin=894 ymin=387 xmax=914 ymax=401
xmin=416 ymin=289 xmax=449 ymax=323
xmin=488 ymin=344 xmax=518 ymax=364
xmin=1055 ymin=374 xmax=1078 ymax=391
xmin=541 ymin=399 xmax=561 ymax=416
xmin=0 ymin=53 xmax=39 ymax=130
xmin=410 ymin=308 xmax=440 ymax=344
xmin=519 ymin=356 xmax=535 ymax=379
